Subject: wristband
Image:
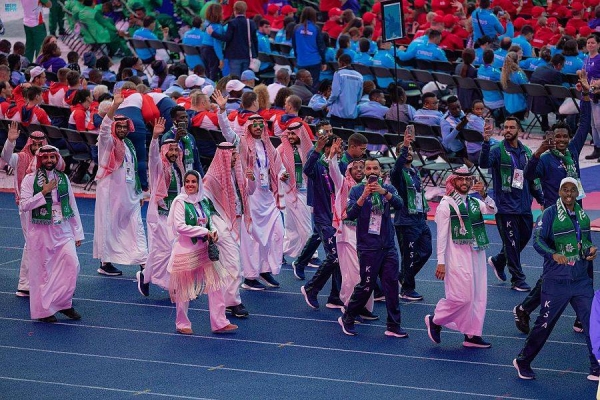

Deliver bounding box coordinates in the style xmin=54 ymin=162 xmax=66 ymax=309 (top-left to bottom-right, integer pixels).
xmin=383 ymin=189 xmax=389 ymax=196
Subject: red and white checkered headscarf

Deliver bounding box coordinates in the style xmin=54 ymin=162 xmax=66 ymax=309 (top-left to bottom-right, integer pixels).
xmin=239 ymin=114 xmax=284 ymax=209
xmin=16 ymin=131 xmax=48 ymax=200
xmin=203 ymin=142 xmax=250 ymax=237
xmin=26 ymin=145 xmax=66 ymax=174
xmin=95 ymin=115 xmax=135 ymax=180
xmin=445 ymin=164 xmax=472 ymax=195
xmin=155 ymin=139 xmax=184 ymax=200
xmin=277 ymin=122 xmax=313 ymax=204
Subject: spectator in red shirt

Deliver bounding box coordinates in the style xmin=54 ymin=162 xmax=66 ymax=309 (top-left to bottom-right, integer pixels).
xmin=431 ymin=0 xmax=455 ymax=16
xmin=567 ymin=3 xmax=589 ymax=32
xmin=265 ymin=4 xmax=283 ymax=30
xmin=323 ymin=8 xmax=344 ymax=40
xmin=440 ymin=16 xmax=465 ymax=51
xmin=319 ymin=0 xmax=342 ymax=19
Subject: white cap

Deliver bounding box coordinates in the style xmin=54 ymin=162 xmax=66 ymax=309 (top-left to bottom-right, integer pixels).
xmin=185 ymin=74 xmax=205 ymax=88
xmin=225 ymin=79 xmax=245 ymax=92
xmin=559 ymin=177 xmax=578 ymax=189
xmin=29 ymin=66 xmax=45 ymax=82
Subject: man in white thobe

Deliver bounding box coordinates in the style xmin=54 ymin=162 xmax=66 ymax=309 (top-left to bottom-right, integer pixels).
xmin=137 ymin=118 xmax=175 ymax=296
xmin=93 ymin=93 xmax=148 ymax=276
xmin=203 ymin=142 xmax=250 ymax=318
xmin=425 ymin=166 xmax=497 ymax=348
xmin=277 ymin=121 xmax=313 ymax=260
xmin=213 ymin=89 xmax=287 ymax=291
xmin=19 ymin=145 xmax=84 ymax=322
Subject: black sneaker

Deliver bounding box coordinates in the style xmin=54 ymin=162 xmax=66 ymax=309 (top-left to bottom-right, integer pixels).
xmin=136 ymin=270 xmax=150 ymax=297
xmin=587 ymin=369 xmax=600 ymax=381
xmin=425 ymin=314 xmax=441 ymax=344
xmin=338 ymin=316 xmax=357 ymax=336
xmin=573 ymin=319 xmax=584 ymax=333
xmin=259 ymin=272 xmax=280 ymax=288
xmin=463 ymin=335 xmax=492 ymax=348
xmin=385 ymin=326 xmax=409 ymax=338
xmin=325 ymin=298 xmax=344 ymax=309
xmin=308 ymin=257 xmax=323 ymax=268
xmin=400 ymin=290 xmax=423 ymax=301
xmin=373 ymin=294 xmax=386 ymax=302
xmin=512 ymin=281 xmax=532 ymax=292
xmin=241 ymin=278 xmax=266 ymax=291
xmin=97 ymin=263 xmax=123 ymax=276
xmin=301 ymin=285 xmax=319 ymax=309
xmin=59 ymin=307 xmax=81 ymax=320
xmin=359 ymin=308 xmax=380 ymax=321
xmin=488 ymin=256 xmax=507 ymax=282
xmin=15 ymin=290 xmax=30 ymax=297
xmin=513 ymin=305 xmax=530 ymax=334
xmin=228 ymin=303 xmax=249 ymax=318
xmin=292 ymin=261 xmax=305 ymax=280
xmin=513 ymin=358 xmax=536 ymax=380
xmin=37 ymin=315 xmax=58 ymax=323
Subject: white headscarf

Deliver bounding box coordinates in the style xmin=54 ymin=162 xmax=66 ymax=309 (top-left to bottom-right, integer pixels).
xmin=167 ymin=170 xmax=205 ymax=234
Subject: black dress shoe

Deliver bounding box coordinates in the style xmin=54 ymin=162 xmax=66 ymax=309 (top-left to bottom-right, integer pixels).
xmin=37 ymin=315 xmax=58 ymax=323
xmin=59 ymin=307 xmax=81 ymax=320
xmin=230 ymin=304 xmax=249 ymax=318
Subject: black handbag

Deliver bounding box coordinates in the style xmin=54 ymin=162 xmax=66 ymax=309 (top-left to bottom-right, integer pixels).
xmin=208 ymin=238 xmax=220 ymax=261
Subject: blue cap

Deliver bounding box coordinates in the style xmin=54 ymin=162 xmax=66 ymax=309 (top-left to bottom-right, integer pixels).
xmin=241 ymin=70 xmax=258 ymax=81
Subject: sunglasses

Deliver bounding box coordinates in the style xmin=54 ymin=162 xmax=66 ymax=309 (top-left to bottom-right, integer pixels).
xmin=252 ymin=121 xmax=265 ymax=129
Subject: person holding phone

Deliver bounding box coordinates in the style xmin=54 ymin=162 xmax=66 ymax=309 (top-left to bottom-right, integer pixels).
xmin=516 ymin=71 xmax=592 ymax=335
xmin=338 ymin=158 xmax=408 ymax=338
xmin=390 ymin=129 xmax=432 ymax=301
xmin=514 ymin=178 xmax=599 ymax=381
xmin=161 ymin=105 xmax=205 ymax=176
xmin=479 ymin=117 xmax=544 ymax=292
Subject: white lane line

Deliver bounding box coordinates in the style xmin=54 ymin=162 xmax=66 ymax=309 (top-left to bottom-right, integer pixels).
xmin=0 ymin=345 xmax=536 ymax=399
xmin=0 ymin=376 xmax=214 ymax=399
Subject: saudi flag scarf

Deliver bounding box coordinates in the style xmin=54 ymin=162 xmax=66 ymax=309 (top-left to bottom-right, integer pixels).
xmin=124 ymin=138 xmax=142 ymax=195
xmin=498 ymin=141 xmax=540 ymax=192
xmin=180 ymin=134 xmax=195 ymax=170
xmin=448 ymin=191 xmax=489 ymax=249
xmin=361 ymin=176 xmax=385 ymax=214
xmin=183 ymin=200 xmax=213 ymax=245
xmin=550 ymin=149 xmax=578 ymax=178
xmin=403 ymin=168 xmax=428 ymax=214
xmin=552 ymin=198 xmax=592 ymax=263
xmin=32 ymin=169 xmax=74 ymax=224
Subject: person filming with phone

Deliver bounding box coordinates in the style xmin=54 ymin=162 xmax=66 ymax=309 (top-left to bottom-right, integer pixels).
xmin=161 ymin=105 xmax=205 ymax=176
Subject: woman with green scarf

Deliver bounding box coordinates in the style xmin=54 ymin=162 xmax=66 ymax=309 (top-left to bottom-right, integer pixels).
xmin=514 ymin=178 xmax=598 ymax=381
xmin=167 ymin=170 xmax=237 ymax=335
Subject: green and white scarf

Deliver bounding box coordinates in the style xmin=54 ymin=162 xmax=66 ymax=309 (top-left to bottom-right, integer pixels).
xmin=32 ymin=169 xmax=74 ymax=224
xmin=294 ymin=147 xmax=303 ymax=188
xmin=550 ymin=149 xmax=578 ymax=178
xmin=448 ymin=191 xmax=489 ymax=249
xmin=124 ymin=138 xmax=142 ymax=195
xmin=552 ymin=198 xmax=592 ymax=263
xmin=183 ymin=199 xmax=215 ymax=245
xmin=498 ymin=141 xmax=540 ymax=192
xmin=158 ymin=167 xmax=180 ymax=216
xmin=403 ymin=168 xmax=428 ymax=214
xmin=180 ymin=134 xmax=195 ymax=170
xmin=361 ymin=177 xmax=385 ymax=215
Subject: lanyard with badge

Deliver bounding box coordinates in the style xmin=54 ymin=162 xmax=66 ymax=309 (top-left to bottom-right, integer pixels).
xmin=412 ymin=169 xmax=424 ymax=212
xmin=124 ymin=146 xmax=135 ymax=183
xmin=509 ymin=151 xmax=524 ymax=190
xmin=256 ymin=141 xmax=269 ymax=188
xmin=367 ymin=177 xmax=383 ymax=235
xmin=48 ymin=171 xmax=63 ymax=224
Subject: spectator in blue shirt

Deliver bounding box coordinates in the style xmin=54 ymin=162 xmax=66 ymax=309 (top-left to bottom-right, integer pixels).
xmin=257 ymin=19 xmax=274 ymax=72
xmin=477 ymin=49 xmax=504 ymax=111
xmin=133 ymin=16 xmax=160 ymax=63
xmin=493 ymin=37 xmax=512 ymax=68
xmin=372 ymin=40 xmax=400 ymax=89
xmin=440 ymin=95 xmax=468 ymax=158
xmin=354 ymin=38 xmax=374 ymax=81
xmin=397 ymin=30 xmax=448 ymax=62
xmin=327 ymin=54 xmax=363 ymax=128
xmin=292 ymin=7 xmax=327 ymax=86
xmin=357 ymin=89 xmax=389 ymax=119
xmin=308 ymin=79 xmax=331 ymax=112
xmin=199 ymin=4 xmax=225 ymax=81
xmin=471 ymin=0 xmax=505 ymax=43
xmin=335 ymin=34 xmax=357 ymax=62
xmin=182 ymin=17 xmax=206 ymax=70
xmin=511 ymin=25 xmax=534 ymax=58
xmin=474 ymin=36 xmax=492 ymax=66
xmin=500 ymin=51 xmax=529 ymax=119
xmin=413 ymin=92 xmax=443 ymax=126
xmin=562 ymin=39 xmax=584 ymax=74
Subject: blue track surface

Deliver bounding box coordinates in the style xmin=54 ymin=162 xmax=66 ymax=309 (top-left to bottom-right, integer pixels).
xmin=0 ymin=191 xmax=598 ymax=399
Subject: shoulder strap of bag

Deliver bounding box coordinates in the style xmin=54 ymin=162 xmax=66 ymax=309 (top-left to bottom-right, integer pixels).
xmin=246 ymin=18 xmax=252 ymax=59
xmin=475 ymin=10 xmax=484 ymax=37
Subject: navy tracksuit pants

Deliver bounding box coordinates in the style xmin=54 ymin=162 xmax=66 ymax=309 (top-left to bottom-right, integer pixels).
xmin=303 ymin=224 xmax=341 ymax=302
xmin=395 ymin=223 xmax=432 ymax=293
xmin=344 ymin=248 xmax=402 ymax=329
xmin=491 ymin=213 xmax=533 ymax=285
xmin=517 ymin=277 xmax=599 ymax=372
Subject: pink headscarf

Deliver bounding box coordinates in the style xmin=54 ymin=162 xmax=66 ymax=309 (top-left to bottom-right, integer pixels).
xmin=95 ymin=115 xmax=135 ymax=180
xmin=445 ymin=165 xmax=472 ymax=195
xmin=16 ymin=131 xmax=47 ymax=200
xmin=239 ymin=114 xmax=284 ymax=208
xmin=277 ymin=122 xmax=313 ymax=204
xmin=203 ymin=142 xmax=250 ymax=237
xmin=333 ymin=160 xmax=364 ymax=232
xmin=155 ymin=139 xmax=184 ymax=200
xmin=26 ymin=145 xmax=66 ymax=174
